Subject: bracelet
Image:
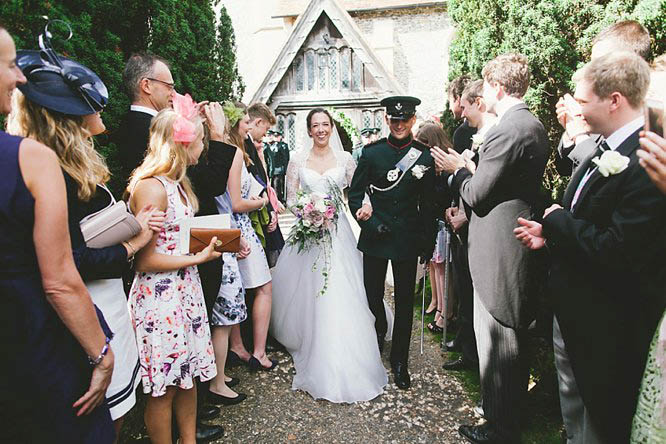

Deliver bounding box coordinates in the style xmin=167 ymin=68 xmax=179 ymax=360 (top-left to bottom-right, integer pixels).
xmin=123 ymin=241 xmax=136 ymax=259
xmin=88 ymin=335 xmax=112 ymax=366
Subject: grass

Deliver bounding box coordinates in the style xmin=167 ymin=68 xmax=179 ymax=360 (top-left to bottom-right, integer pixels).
xmin=414 ymin=275 xmax=564 ymax=444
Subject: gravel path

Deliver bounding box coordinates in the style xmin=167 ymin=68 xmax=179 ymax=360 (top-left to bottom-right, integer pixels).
xmin=203 ymin=298 xmax=477 ymax=443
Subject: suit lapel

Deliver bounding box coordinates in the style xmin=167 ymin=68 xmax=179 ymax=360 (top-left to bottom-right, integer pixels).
xmin=568 ymin=128 xmax=642 ymax=214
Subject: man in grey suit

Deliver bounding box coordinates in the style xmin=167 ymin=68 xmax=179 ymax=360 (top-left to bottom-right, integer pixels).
xmin=433 ymin=53 xmax=550 ymax=443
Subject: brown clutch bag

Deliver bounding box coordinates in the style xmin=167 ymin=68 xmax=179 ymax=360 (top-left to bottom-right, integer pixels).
xmin=189 ymin=228 xmax=241 ymax=254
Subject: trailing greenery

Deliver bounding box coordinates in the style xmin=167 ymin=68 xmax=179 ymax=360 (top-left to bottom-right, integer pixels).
xmin=0 ymin=0 xmax=244 ymax=194
xmin=446 ymin=0 xmax=666 ymax=199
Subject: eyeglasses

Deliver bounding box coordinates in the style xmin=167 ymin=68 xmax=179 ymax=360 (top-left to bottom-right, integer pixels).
xmin=145 ymin=77 xmax=175 ymax=91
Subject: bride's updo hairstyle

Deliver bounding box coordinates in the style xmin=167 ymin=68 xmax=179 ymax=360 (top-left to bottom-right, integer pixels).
xmin=127 ymin=108 xmax=202 ymax=212
xmin=306 ymin=107 xmax=335 ymax=136
xmin=415 ymin=122 xmax=452 ymax=151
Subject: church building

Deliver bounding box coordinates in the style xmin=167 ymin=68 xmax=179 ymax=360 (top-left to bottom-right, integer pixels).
xmin=222 ymin=0 xmax=453 ymax=151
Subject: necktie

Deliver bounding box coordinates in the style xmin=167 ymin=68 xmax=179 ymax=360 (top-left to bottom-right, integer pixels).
xmin=570 ymin=140 xmax=609 ymax=210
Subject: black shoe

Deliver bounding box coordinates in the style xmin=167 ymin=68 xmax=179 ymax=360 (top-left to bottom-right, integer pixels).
xmin=443 ymin=356 xmax=472 ymax=371
xmin=226 ymin=376 xmax=240 ymax=388
xmin=458 ymin=423 xmax=509 ymax=444
xmin=391 ymin=362 xmax=411 ymax=390
xmin=196 ymin=422 xmax=224 ymax=443
xmin=197 ymin=404 xmax=220 ymax=421
xmin=248 ymin=355 xmax=278 ymax=371
xmin=445 ymin=339 xmax=461 ymax=352
xmin=208 ymin=390 xmax=247 ymax=406
xmin=226 ymin=350 xmax=244 ymax=368
xmin=376 ymin=334 xmax=385 ymax=354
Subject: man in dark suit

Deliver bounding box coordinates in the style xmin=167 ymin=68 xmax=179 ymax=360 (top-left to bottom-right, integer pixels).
xmin=115 ymin=53 xmax=224 ymax=442
xmin=433 ymin=53 xmax=550 ymax=443
xmin=115 ymin=53 xmax=175 ymax=186
xmin=442 ymin=75 xmax=479 ymax=371
xmin=515 ymin=52 xmax=665 ymax=444
xmin=554 ymin=20 xmax=651 ymax=177
xmin=349 ymin=96 xmax=440 ymax=390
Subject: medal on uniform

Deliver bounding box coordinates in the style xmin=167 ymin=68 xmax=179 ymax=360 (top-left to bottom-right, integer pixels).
xmin=387 ymin=168 xmax=400 ymax=182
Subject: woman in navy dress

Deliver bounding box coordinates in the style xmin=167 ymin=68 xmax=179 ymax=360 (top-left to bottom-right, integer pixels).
xmin=0 ymin=26 xmax=115 ymax=443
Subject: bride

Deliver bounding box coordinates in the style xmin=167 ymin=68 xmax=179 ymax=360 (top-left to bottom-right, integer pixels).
xmin=270 ymin=108 xmax=389 ymax=403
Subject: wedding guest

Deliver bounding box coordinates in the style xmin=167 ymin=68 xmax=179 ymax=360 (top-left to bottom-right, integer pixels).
xmin=515 ymin=51 xmax=665 ymax=444
xmin=442 ymin=79 xmax=497 ymax=372
xmin=116 ymin=53 xmax=175 ymax=184
xmin=7 ymin=48 xmax=165 ymax=442
xmin=555 ymin=20 xmax=651 ymax=176
xmin=127 ymin=95 xmax=221 ymax=444
xmin=448 ymin=75 xmax=477 ymax=153
xmin=415 ymin=122 xmax=452 ymax=335
xmin=199 ymin=101 xmax=251 ymax=406
xmin=187 ymin=102 xmax=248 ymax=425
xmin=246 ymin=102 xmax=283 ymax=267
xmin=433 ymin=53 xmax=550 ymax=442
xmin=0 ymin=25 xmax=115 ymax=443
xmin=225 ymin=103 xmax=278 ymax=371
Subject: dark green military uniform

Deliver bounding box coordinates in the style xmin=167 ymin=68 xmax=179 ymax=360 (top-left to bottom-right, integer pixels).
xmin=349 ymin=136 xmax=438 ymax=259
xmin=348 ymin=96 xmax=440 ymax=379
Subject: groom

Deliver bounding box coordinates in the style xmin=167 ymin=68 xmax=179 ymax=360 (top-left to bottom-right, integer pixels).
xmin=349 ymin=96 xmax=439 ymax=390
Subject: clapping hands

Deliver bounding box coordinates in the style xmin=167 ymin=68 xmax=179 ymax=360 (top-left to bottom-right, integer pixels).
xmin=430 ymin=146 xmax=466 ymax=174
xmin=637 ymin=131 xmax=666 ymax=195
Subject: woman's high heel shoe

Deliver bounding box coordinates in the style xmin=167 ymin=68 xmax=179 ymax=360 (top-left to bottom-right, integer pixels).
xmin=249 ymin=355 xmax=278 ymax=371
xmin=208 ymin=390 xmax=247 ymax=406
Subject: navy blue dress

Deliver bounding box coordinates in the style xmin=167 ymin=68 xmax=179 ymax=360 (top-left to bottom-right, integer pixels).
xmin=0 ymin=131 xmax=114 ymax=443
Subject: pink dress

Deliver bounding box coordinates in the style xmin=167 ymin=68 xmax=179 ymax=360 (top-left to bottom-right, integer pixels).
xmin=129 ymin=176 xmax=216 ymax=396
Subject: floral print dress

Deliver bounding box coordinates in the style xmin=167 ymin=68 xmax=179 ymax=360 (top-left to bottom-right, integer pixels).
xmin=129 ymin=176 xmax=216 ymax=397
xmin=232 ymin=162 xmax=271 ymax=289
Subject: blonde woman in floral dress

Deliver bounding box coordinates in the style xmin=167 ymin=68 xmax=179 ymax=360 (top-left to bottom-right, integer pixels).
xmin=128 ymin=94 xmax=221 ymax=444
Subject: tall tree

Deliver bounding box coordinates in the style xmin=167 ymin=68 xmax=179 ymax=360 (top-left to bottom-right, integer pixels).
xmin=446 ymin=0 xmax=665 ymax=198
xmin=0 ymin=0 xmax=244 ymax=193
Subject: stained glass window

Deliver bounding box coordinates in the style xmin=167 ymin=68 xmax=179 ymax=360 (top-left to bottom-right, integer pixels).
xmin=352 ymin=52 xmax=362 ymax=91
xmin=277 ymin=115 xmax=285 ymax=135
xmin=329 ymin=48 xmax=338 ymax=90
xmin=294 ymin=54 xmax=304 ymax=91
xmin=340 ymin=47 xmax=350 ymax=90
xmin=374 ymin=110 xmax=384 ymax=130
xmin=362 ymin=110 xmax=372 ymax=129
xmin=305 ymin=50 xmax=315 ymax=91
xmin=287 ymin=113 xmax=296 ymax=148
xmin=318 ymin=51 xmax=328 ymax=91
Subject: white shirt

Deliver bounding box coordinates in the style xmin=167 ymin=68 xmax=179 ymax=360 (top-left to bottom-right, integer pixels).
xmin=570 ymin=115 xmax=644 ymax=210
xmin=604 ymin=115 xmax=644 ymax=151
xmin=130 ymin=105 xmax=158 ymax=117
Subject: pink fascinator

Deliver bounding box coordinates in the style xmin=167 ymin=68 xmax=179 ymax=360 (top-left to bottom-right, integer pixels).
xmin=172 ymin=92 xmax=199 ymax=144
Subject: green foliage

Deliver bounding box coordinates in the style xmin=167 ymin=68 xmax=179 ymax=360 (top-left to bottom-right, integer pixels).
xmin=0 ymin=0 xmax=244 ymax=194
xmin=446 ymin=0 xmax=666 ymax=199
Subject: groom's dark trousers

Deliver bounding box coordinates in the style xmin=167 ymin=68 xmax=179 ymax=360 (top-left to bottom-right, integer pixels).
xmin=363 ymin=255 xmax=417 ymax=365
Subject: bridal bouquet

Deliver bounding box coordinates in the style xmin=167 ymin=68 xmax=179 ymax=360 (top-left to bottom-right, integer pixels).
xmin=287 ymin=182 xmax=344 ymax=296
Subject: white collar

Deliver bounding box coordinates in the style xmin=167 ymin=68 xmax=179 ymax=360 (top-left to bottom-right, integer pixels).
xmin=605 ymin=115 xmax=644 ymax=151
xmin=130 ymin=105 xmax=158 ymax=117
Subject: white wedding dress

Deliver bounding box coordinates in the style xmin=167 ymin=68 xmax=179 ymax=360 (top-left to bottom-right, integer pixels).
xmin=270 ymin=148 xmax=389 ymax=403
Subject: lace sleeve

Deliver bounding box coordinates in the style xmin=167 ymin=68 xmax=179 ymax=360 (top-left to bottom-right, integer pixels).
xmin=343 ymin=151 xmax=356 ymax=189
xmin=343 ymin=150 xmax=371 ymax=205
xmin=285 ymin=149 xmax=305 ymax=209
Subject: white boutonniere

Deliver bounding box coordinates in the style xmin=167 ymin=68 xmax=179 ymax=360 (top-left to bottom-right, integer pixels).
xmin=471 ymin=133 xmax=485 ymax=151
xmin=591 ymin=150 xmax=630 ymax=177
xmin=411 ymin=165 xmax=429 ymax=179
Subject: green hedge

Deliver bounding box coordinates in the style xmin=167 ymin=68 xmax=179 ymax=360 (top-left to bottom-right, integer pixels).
xmin=1 ymin=0 xmax=244 ymax=194
xmin=446 ymin=0 xmax=666 ymax=199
